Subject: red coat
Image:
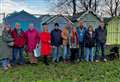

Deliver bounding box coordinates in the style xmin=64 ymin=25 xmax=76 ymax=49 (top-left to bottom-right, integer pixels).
xmin=25 ymin=29 xmax=39 ymax=52
xmin=40 ymin=32 xmax=52 ymax=57
xmin=11 ymin=29 xmax=25 ymax=48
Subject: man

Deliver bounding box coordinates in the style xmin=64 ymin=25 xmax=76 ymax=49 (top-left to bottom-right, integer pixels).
xmin=51 ymin=23 xmax=62 ymax=63
xmin=25 ymin=23 xmax=39 ymax=64
xmin=76 ymin=20 xmax=87 ymax=61
xmin=95 ymin=21 xmax=107 ymax=62
xmin=11 ymin=23 xmax=25 ymax=65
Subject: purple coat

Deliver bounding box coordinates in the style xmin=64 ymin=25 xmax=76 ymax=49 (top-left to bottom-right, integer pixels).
xmin=25 ymin=29 xmax=39 ymax=52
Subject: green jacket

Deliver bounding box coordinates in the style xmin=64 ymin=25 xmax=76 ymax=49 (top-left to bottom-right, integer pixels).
xmin=0 ymin=30 xmax=13 ymax=60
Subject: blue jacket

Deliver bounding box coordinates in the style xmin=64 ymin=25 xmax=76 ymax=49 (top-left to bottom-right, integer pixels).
xmin=76 ymin=26 xmax=87 ymax=42
xmin=51 ymin=28 xmax=62 ymax=47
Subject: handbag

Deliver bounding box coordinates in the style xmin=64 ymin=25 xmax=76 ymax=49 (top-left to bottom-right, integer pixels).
xmin=7 ymin=42 xmax=14 ymax=47
xmin=34 ymin=44 xmax=40 ymax=57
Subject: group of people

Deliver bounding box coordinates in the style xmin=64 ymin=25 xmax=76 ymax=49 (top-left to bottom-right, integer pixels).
xmin=0 ymin=20 xmax=107 ymax=70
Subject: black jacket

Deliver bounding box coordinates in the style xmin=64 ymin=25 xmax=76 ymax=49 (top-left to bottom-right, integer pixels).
xmin=95 ymin=26 xmax=107 ymax=44
xmin=84 ymin=31 xmax=96 ymax=48
xmin=51 ymin=28 xmax=62 ymax=47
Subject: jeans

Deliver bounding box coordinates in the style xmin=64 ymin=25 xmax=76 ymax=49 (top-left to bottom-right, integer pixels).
xmin=86 ymin=48 xmax=93 ymax=62
xmin=1 ymin=58 xmax=9 ymax=68
xmin=95 ymin=42 xmax=106 ymax=60
xmin=63 ymin=45 xmax=70 ymax=60
xmin=78 ymin=42 xmax=85 ymax=61
xmin=52 ymin=46 xmax=60 ymax=62
xmin=12 ymin=47 xmax=24 ymax=65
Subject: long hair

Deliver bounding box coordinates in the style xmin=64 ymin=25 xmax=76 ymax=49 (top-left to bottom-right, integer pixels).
xmin=88 ymin=25 xmax=94 ymax=32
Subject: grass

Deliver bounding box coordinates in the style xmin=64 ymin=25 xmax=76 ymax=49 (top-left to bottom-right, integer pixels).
xmin=0 ymin=59 xmax=120 ymax=82
xmin=0 ymin=36 xmax=120 ymax=82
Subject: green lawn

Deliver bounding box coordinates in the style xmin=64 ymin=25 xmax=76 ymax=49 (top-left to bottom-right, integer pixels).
xmin=0 ymin=36 xmax=120 ymax=82
xmin=0 ymin=60 xmax=120 ymax=82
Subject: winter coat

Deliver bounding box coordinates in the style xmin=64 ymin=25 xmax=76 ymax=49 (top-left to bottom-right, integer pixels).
xmin=76 ymin=26 xmax=87 ymax=43
xmin=40 ymin=32 xmax=52 ymax=57
xmin=84 ymin=31 xmax=96 ymax=48
xmin=11 ymin=29 xmax=25 ymax=48
xmin=25 ymin=29 xmax=39 ymax=52
xmin=69 ymin=31 xmax=79 ymax=48
xmin=0 ymin=30 xmax=13 ymax=60
xmin=51 ymin=28 xmax=62 ymax=47
xmin=61 ymin=27 xmax=69 ymax=46
xmin=95 ymin=26 xmax=107 ymax=44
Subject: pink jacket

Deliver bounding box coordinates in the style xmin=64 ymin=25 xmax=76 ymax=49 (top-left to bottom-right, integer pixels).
xmin=25 ymin=29 xmax=39 ymax=52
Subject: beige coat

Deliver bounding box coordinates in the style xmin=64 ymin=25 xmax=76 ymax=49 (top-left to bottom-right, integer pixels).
xmin=61 ymin=27 xmax=69 ymax=46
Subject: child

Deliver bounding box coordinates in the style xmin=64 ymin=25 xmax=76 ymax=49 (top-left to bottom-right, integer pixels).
xmin=69 ymin=27 xmax=79 ymax=63
xmin=0 ymin=25 xmax=13 ymax=70
xmin=40 ymin=23 xmax=52 ymax=65
xmin=84 ymin=25 xmax=95 ymax=62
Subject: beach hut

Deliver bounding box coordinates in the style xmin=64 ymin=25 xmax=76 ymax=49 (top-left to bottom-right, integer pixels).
xmin=72 ymin=10 xmax=101 ymax=29
xmin=4 ymin=10 xmax=41 ymax=31
xmin=42 ymin=15 xmax=72 ymax=32
xmin=106 ymin=16 xmax=120 ymax=45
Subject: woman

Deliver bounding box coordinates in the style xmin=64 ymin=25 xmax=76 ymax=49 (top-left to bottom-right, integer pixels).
xmin=62 ymin=26 xmax=69 ymax=63
xmin=25 ymin=23 xmax=39 ymax=64
xmin=84 ymin=25 xmax=95 ymax=62
xmin=0 ymin=25 xmax=13 ymax=70
xmin=40 ymin=23 xmax=52 ymax=65
xmin=69 ymin=27 xmax=79 ymax=63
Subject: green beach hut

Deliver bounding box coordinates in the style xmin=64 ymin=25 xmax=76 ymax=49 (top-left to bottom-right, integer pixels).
xmin=106 ymin=16 xmax=120 ymax=45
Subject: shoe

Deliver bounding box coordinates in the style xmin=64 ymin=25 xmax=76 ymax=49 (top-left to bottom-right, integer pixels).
xmin=103 ymin=59 xmax=107 ymax=62
xmin=4 ymin=66 xmax=8 ymax=71
xmin=45 ymin=62 xmax=49 ymax=65
xmin=95 ymin=60 xmax=99 ymax=63
xmin=7 ymin=64 xmax=12 ymax=68
xmin=77 ymin=59 xmax=80 ymax=63
xmin=52 ymin=61 xmax=57 ymax=64
xmin=64 ymin=60 xmax=68 ymax=64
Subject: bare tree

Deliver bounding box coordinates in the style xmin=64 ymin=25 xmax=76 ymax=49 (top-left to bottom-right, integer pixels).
xmin=49 ymin=0 xmax=73 ymax=15
xmin=50 ymin=0 xmax=120 ymax=17
xmin=77 ymin=0 xmax=100 ymax=12
xmin=50 ymin=0 xmax=101 ymax=15
xmin=104 ymin=0 xmax=120 ymax=17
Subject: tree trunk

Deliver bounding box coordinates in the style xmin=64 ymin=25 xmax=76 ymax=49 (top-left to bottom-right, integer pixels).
xmin=73 ymin=0 xmax=76 ymax=15
xmin=89 ymin=0 xmax=92 ymax=9
xmin=94 ymin=0 xmax=97 ymax=12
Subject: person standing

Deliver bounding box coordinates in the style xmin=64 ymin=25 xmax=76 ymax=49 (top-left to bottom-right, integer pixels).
xmin=76 ymin=20 xmax=87 ymax=61
xmin=95 ymin=21 xmax=107 ymax=62
xmin=40 ymin=23 xmax=52 ymax=65
xmin=0 ymin=25 xmax=13 ymax=70
xmin=62 ymin=21 xmax=72 ymax=64
xmin=25 ymin=23 xmax=39 ymax=64
xmin=84 ymin=25 xmax=95 ymax=62
xmin=11 ymin=23 xmax=25 ymax=65
xmin=51 ymin=23 xmax=62 ymax=63
xmin=69 ymin=27 xmax=79 ymax=63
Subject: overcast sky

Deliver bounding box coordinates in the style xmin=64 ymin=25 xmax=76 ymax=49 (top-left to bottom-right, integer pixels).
xmin=0 ymin=0 xmax=54 ymax=15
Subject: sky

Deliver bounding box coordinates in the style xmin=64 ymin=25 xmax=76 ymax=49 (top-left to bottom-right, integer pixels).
xmin=0 ymin=0 xmax=54 ymax=15
xmin=0 ymin=0 xmax=55 ymax=23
